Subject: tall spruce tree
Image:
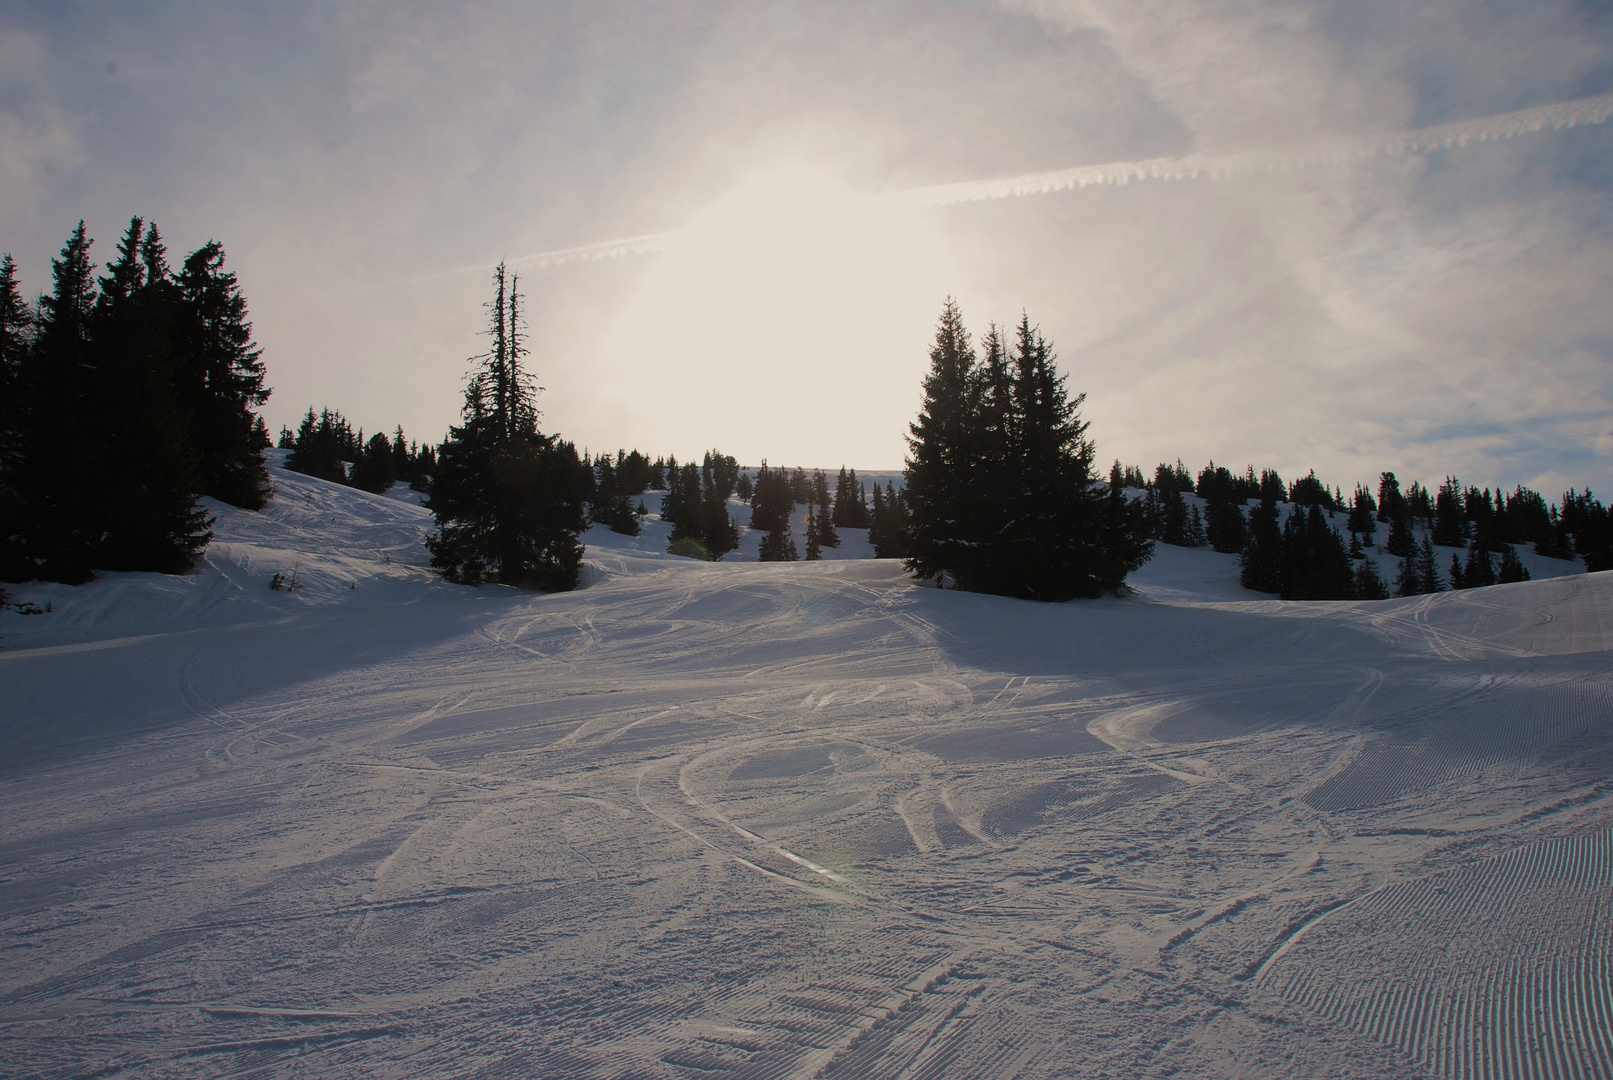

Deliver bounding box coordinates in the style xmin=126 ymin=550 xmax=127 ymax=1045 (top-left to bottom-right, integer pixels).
xmin=171 ymin=238 xmax=272 ymax=509
xmin=903 ymin=303 xmax=1148 ymax=598
xmin=753 ymin=464 xmax=799 ymax=561
xmin=1239 ymin=496 xmax=1282 ymax=594
xmin=426 ymin=264 xmax=586 ymax=589
xmin=904 ymin=298 xmax=982 ymax=586
xmin=1278 ymin=503 xmax=1353 ymax=600
xmin=0 ymin=253 xmax=34 ymax=578
xmin=809 ymin=469 xmax=839 ymax=548
xmin=869 ymin=480 xmax=913 ymax=560
xmin=90 ymin=218 xmax=211 ymax=573
xmin=6 ymin=222 xmax=101 ymax=580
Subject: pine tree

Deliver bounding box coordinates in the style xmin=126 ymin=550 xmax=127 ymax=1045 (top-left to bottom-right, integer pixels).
xmin=1394 ymin=552 xmax=1421 ymax=597
xmin=754 ymin=464 xmax=800 ymax=562
xmin=172 ymin=238 xmax=272 ymax=509
xmin=904 ymin=297 xmax=982 ymax=586
xmin=1462 ymin=539 xmax=1496 ymax=588
xmin=791 ymin=466 xmax=810 ymax=504
xmin=426 ymin=264 xmax=586 ymax=590
xmin=810 ymin=469 xmax=839 ymax=548
xmin=8 ymin=222 xmax=101 ymax=581
xmin=876 ymin=481 xmax=913 ymax=560
xmin=1416 ymin=536 xmax=1442 ymax=592
xmin=589 ymin=454 xmax=640 ymax=536
xmin=2 ymin=219 xmax=212 ymax=581
xmin=867 ymin=482 xmax=886 ymax=552
xmin=759 ymin=526 xmax=799 ymax=561
xmin=1239 ymin=496 xmax=1282 ymax=593
xmin=804 ymin=502 xmax=823 ymax=560
xmin=0 ymin=253 xmax=34 ymax=579
xmin=89 ymin=217 xmax=212 ymax=573
xmin=1496 ymin=545 xmax=1530 ymax=583
xmin=1347 ymin=484 xmax=1377 ymax=546
xmin=1384 ymin=500 xmax=1415 ymax=558
xmin=1279 ymin=503 xmax=1353 ymax=600
xmin=831 ymin=466 xmax=870 ymax=528
xmin=1352 ymin=558 xmax=1389 ymax=599
xmin=664 ymin=461 xmax=702 ymax=541
xmin=698 ymin=470 xmax=739 ymax=560
xmin=350 ymin=431 xmax=397 ymax=493
xmin=1450 ymin=553 xmax=1467 ymax=590
xmin=287 ymin=407 xmax=360 ymax=482
xmin=1432 ymin=477 xmax=1467 ymax=548
xmin=1199 ymin=462 xmax=1248 ymax=554
xmin=904 ymin=303 xmax=1148 ymax=597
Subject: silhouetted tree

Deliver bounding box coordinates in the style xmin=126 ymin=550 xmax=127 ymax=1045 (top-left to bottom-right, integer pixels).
xmin=904 ymin=303 xmax=1149 ymax=598
xmin=426 ymin=264 xmax=586 ymax=589
xmin=1239 ymin=496 xmax=1282 ymax=594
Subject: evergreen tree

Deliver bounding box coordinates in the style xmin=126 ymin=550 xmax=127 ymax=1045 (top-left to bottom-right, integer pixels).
xmin=287 ymin=407 xmax=360 ymax=481
xmin=663 ymin=461 xmax=702 ymax=541
xmin=1381 ymin=474 xmax=1416 ymax=558
xmin=1432 ymin=477 xmax=1467 ymax=548
xmin=1186 ymin=503 xmax=1207 ymax=547
xmin=1239 ymin=496 xmax=1282 ymax=593
xmin=903 ymin=298 xmax=982 ymax=586
xmin=697 ymin=469 xmax=740 ymax=560
xmin=754 ymin=465 xmax=800 ymax=562
xmin=1450 ymin=553 xmax=1467 ymax=590
xmin=1462 ymin=540 xmax=1496 ymax=588
xmin=0 ymin=253 xmax=35 ymax=578
xmin=1352 ymin=558 xmax=1389 ymax=599
xmin=809 ymin=469 xmax=839 ymax=548
xmin=1198 ymin=462 xmax=1248 ymax=554
xmin=1560 ymin=489 xmax=1613 ymax=571
xmin=735 ymin=470 xmax=753 ymax=502
xmin=426 ymin=264 xmax=587 ymax=590
xmin=1093 ymin=462 xmax=1153 ymax=588
xmin=831 ymin=466 xmax=869 ymax=528
xmin=589 ymin=454 xmax=640 ymax=536
xmin=702 ymin=449 xmax=739 ymax=502
xmin=1279 ymin=503 xmax=1353 ymax=600
xmin=89 ymin=218 xmax=212 ymax=573
xmin=1394 ymin=552 xmax=1421 ymax=597
xmin=1496 ymin=545 xmax=1530 ymax=583
xmin=804 ymin=502 xmax=823 ymax=560
xmin=350 ymin=431 xmax=397 ymax=493
xmin=171 ymin=238 xmax=272 ymax=509
xmin=879 ymin=481 xmax=914 ymax=560
xmin=2 ymin=219 xmax=213 ymax=581
xmin=1260 ymin=469 xmax=1286 ymax=503
xmin=867 ymin=482 xmax=886 ymax=552
xmin=6 ymin=222 xmax=101 ymax=580
xmin=790 ymin=466 xmax=810 ymax=504
xmin=1288 ymin=470 xmax=1332 ymax=508
xmin=759 ymin=525 xmax=799 ymax=561
xmin=1347 ymin=484 xmax=1377 ymax=546
xmin=904 ymin=304 xmax=1148 ymax=599
xmin=1416 ymin=536 xmax=1443 ymax=593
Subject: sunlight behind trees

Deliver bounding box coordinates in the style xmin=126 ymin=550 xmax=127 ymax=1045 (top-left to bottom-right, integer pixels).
xmin=601 ymin=167 xmax=957 ymax=467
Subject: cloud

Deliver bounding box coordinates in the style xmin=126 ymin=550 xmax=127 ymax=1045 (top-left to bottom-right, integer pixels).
xmin=2 ymin=1 xmax=1611 ymax=492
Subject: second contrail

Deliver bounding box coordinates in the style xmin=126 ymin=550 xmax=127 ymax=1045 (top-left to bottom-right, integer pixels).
xmin=486 ymin=90 xmax=1613 ymax=273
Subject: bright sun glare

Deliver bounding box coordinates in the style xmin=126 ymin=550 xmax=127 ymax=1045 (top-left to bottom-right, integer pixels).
xmin=603 ymin=167 xmax=957 ymax=468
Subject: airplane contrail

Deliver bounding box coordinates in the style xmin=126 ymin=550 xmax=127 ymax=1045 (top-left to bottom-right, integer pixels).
xmin=894 ymin=90 xmax=1613 ymax=208
xmin=400 ymin=90 xmax=1613 ymax=283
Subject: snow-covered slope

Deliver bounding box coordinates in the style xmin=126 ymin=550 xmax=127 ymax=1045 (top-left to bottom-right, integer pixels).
xmin=2 ymin=458 xmax=1609 ymax=1079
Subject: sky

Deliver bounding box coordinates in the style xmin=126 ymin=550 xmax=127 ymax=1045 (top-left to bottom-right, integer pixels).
xmin=4 ymin=1 xmax=1613 ymax=494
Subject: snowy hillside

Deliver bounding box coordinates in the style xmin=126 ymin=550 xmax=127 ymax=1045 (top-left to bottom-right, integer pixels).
xmin=2 ymin=455 xmax=1610 ymax=1079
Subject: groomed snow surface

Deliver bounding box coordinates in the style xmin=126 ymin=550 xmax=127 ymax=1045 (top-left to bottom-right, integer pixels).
xmin=2 ymin=452 xmax=1609 ymax=1079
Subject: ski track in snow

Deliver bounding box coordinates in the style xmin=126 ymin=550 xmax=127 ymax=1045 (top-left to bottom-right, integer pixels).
xmin=1 ymin=454 xmax=1610 ymax=1078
